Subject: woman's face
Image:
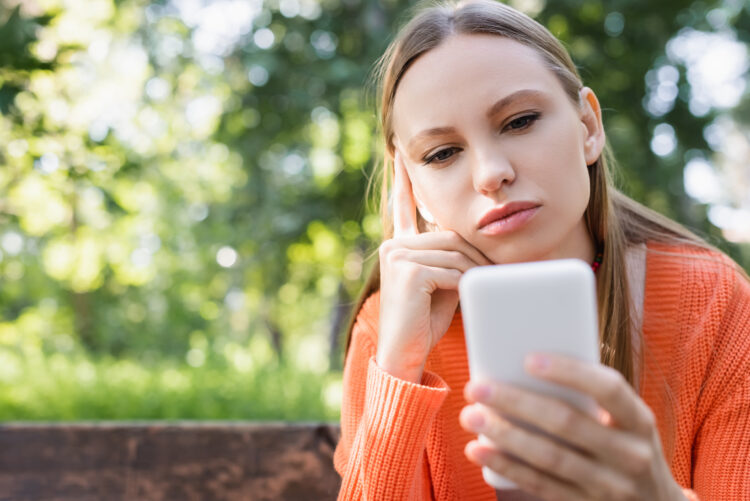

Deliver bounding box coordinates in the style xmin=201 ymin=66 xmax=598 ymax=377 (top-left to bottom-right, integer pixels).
xmin=391 ymin=34 xmax=605 ymax=264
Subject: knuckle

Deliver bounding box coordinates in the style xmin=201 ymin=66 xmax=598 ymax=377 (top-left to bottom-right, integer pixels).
xmin=551 ymin=407 xmax=577 ymax=436
xmin=625 ymin=490 xmax=641 ymax=501
xmin=626 ymin=443 xmax=653 ymax=476
xmin=381 ymin=244 xmax=411 ymax=269
xmin=388 ymin=247 xmax=408 ymax=262
xmin=487 ymin=452 xmax=508 ymax=476
xmin=449 ymin=250 xmax=464 ymax=263
xmin=446 ymin=231 xmax=462 ymax=246
xmin=640 ymin=406 xmax=656 ymax=430
xmin=543 ymin=490 xmax=568 ymax=501
xmin=402 ymin=264 xmax=422 ymax=283
xmin=542 ymin=444 xmax=565 ymax=472
xmin=521 ymin=473 xmax=545 ymax=497
xmin=378 ymin=240 xmax=394 ymax=257
xmin=503 ymin=462 xmax=544 ymax=495
xmin=615 ymin=482 xmax=640 ymax=501
xmin=587 ymin=481 xmax=610 ymax=500
xmin=500 ymin=387 xmax=520 ymax=407
xmin=601 ymin=373 xmax=625 ymax=402
xmin=610 ymin=366 xmax=628 ymax=386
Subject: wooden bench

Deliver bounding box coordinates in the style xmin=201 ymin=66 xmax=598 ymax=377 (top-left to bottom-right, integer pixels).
xmin=0 ymin=422 xmax=341 ymax=500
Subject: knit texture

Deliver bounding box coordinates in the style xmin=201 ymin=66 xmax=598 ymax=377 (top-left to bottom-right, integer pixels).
xmin=334 ymin=243 xmax=750 ymax=500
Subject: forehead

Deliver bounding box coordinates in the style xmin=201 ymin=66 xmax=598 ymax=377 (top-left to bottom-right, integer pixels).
xmin=392 ymin=33 xmax=564 ymax=141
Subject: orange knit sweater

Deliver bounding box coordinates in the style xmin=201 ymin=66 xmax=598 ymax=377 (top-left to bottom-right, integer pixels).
xmin=334 ymin=243 xmax=750 ymax=500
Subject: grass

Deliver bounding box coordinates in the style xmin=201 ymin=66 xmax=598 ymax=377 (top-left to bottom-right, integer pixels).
xmin=0 ymin=349 xmax=342 ymax=421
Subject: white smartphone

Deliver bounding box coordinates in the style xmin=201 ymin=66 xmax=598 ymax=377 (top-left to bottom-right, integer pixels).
xmin=458 ymin=259 xmax=600 ymax=490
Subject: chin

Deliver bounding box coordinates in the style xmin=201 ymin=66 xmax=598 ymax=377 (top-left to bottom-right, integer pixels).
xmin=474 ymin=216 xmax=589 ymax=265
xmin=479 ymin=242 xmax=546 ymax=266
xmin=476 ymin=230 xmax=570 ymax=265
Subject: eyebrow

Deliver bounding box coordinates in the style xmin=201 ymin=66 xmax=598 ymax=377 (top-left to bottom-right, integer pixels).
xmin=406 ymin=127 xmax=457 ymax=151
xmin=485 ymin=89 xmax=547 ymax=119
xmin=405 ymin=89 xmax=548 ymax=152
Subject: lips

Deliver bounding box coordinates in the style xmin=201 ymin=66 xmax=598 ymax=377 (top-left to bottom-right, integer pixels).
xmin=477 ymin=201 xmax=541 ymax=229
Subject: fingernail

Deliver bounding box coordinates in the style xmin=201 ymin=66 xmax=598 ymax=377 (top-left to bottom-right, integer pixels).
xmin=467 ymin=382 xmax=491 ymax=402
xmin=525 ymin=354 xmax=550 ymax=373
xmin=466 ymin=440 xmax=489 ymax=463
xmin=466 ymin=407 xmax=485 ymax=431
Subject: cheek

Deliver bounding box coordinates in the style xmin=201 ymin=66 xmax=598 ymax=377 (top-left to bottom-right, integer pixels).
xmin=517 ymin=120 xmax=590 ymax=202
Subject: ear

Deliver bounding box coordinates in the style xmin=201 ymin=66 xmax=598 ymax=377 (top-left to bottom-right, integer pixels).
xmin=579 ymin=87 xmax=605 ymax=166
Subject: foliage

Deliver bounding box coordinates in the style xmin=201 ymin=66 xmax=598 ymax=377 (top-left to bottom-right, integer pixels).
xmin=0 ymin=352 xmax=341 ymax=421
xmin=0 ymin=0 xmax=748 ymax=420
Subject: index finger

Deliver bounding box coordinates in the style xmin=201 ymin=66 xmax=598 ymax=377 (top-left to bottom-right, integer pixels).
xmin=524 ymin=353 xmax=652 ymax=434
xmin=392 ymin=150 xmax=419 ymax=237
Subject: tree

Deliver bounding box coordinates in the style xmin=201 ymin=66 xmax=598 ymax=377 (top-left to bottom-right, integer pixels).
xmin=0 ymin=0 xmax=747 ymax=419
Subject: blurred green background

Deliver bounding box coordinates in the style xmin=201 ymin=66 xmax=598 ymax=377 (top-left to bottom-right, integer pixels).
xmin=0 ymin=0 xmax=748 ymax=421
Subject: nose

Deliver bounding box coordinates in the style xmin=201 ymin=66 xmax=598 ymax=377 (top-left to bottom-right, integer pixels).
xmin=471 ymin=148 xmax=516 ymax=196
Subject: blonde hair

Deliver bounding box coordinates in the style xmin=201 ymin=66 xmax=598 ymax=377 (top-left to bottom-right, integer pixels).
xmin=344 ymin=0 xmax=715 ymax=387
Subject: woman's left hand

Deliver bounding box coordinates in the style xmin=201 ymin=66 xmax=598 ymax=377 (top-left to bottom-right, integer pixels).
xmin=459 ymin=353 xmax=687 ymax=501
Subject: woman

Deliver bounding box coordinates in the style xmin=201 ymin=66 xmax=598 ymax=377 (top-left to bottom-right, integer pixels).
xmin=333 ymin=1 xmax=750 ymax=499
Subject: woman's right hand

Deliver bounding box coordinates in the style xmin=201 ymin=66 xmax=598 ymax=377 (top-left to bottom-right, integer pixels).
xmin=376 ymin=151 xmax=493 ymax=383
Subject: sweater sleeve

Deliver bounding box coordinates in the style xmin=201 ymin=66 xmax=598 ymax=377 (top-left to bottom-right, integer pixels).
xmin=690 ymin=270 xmax=750 ymax=500
xmin=334 ymin=297 xmax=450 ymax=500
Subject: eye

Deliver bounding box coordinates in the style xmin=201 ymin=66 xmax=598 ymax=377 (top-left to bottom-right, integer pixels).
xmin=424 ymin=146 xmax=461 ymax=165
xmin=504 ymin=113 xmax=541 ymax=132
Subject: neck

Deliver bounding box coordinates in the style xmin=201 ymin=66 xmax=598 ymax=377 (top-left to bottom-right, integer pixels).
xmin=539 ymin=219 xmax=597 ymax=265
